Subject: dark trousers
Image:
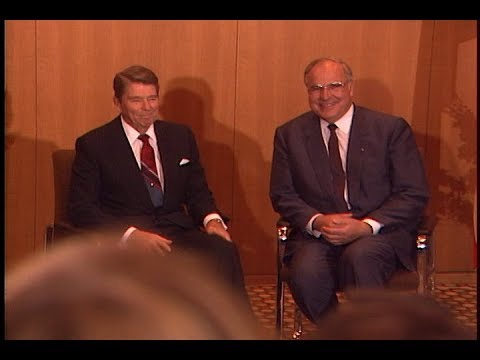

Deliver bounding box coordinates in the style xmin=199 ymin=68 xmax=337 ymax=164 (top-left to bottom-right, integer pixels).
xmin=285 ymin=233 xmax=398 ymax=324
xmin=152 ymin=225 xmax=250 ymax=308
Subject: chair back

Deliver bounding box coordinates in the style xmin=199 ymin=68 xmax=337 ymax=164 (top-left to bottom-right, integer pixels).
xmin=52 ymin=149 xmax=75 ymax=224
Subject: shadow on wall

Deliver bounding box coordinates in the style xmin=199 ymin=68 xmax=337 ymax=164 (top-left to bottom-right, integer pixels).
xmin=436 ymin=95 xmax=476 ymax=228
xmin=5 ymin=89 xmax=59 ymax=269
xmin=413 ymin=21 xmax=477 ymax=247
xmin=353 ymin=78 xmax=394 ymax=116
xmin=159 ymin=78 xmax=272 ymax=275
xmin=356 ymin=75 xmax=476 ymax=237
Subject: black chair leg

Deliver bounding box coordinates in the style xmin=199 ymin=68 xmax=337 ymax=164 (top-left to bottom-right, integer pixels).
xmin=292 ymin=306 xmax=303 ymax=339
xmin=416 ymin=229 xmax=435 ymax=296
xmin=275 ymin=277 xmax=284 ymax=338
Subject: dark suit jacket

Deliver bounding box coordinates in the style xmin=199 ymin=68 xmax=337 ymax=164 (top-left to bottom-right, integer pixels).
xmin=270 ymin=105 xmax=430 ymax=270
xmin=68 ymin=116 xmax=220 ymax=236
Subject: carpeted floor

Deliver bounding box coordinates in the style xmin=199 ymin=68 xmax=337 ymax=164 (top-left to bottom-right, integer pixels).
xmin=246 ymin=283 xmax=477 ymax=339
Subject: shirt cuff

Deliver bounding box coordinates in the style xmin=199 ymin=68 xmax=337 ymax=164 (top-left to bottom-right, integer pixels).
xmin=362 ymin=218 xmax=383 ymax=235
xmin=119 ymin=226 xmax=138 ymax=248
xmin=203 ymin=213 xmax=227 ymax=230
xmin=307 ymin=214 xmax=322 ymax=238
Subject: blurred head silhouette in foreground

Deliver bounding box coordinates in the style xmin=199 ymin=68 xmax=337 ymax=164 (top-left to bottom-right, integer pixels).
xmin=310 ymin=289 xmax=475 ymax=340
xmin=6 ymin=239 xmax=260 ymax=340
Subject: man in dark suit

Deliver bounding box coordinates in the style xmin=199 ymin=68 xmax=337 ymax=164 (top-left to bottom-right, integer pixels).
xmin=68 ymin=65 xmax=248 ymax=302
xmin=269 ymin=57 xmax=429 ymax=323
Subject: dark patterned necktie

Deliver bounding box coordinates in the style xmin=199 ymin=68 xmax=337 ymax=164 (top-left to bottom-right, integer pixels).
xmin=327 ymin=124 xmax=348 ymax=212
xmin=138 ymin=134 xmax=163 ymax=206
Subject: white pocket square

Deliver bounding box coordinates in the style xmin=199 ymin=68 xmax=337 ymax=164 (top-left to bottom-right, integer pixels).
xmin=179 ymin=158 xmax=190 ymax=166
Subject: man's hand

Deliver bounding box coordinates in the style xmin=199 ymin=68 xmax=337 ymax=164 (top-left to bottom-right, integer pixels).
xmin=314 ymin=213 xmax=372 ymax=245
xmin=127 ymin=229 xmax=173 ymax=255
xmin=205 ymin=219 xmax=232 ymax=242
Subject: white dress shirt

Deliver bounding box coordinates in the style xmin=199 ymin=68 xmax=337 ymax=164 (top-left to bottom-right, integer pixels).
xmin=118 ymin=117 xmax=225 ymax=246
xmin=307 ymin=105 xmax=383 ymax=237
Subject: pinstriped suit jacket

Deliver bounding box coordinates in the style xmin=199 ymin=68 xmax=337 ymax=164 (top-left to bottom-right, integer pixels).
xmin=68 ymin=116 xmax=219 ymax=236
xmin=270 ymin=105 xmax=429 ymax=270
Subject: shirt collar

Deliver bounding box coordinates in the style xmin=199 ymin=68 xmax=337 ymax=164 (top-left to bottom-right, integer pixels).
xmin=320 ymin=103 xmax=354 ymax=134
xmin=120 ymin=116 xmax=156 ymax=145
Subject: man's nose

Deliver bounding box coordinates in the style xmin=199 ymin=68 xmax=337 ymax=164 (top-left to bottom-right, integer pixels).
xmin=318 ymin=88 xmax=330 ymax=98
xmin=141 ymin=99 xmax=152 ymax=109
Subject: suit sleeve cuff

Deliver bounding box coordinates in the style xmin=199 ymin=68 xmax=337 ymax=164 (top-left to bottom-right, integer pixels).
xmin=307 ymin=214 xmax=322 ymax=238
xmin=362 ymin=218 xmax=383 ymax=235
xmin=203 ymin=213 xmax=227 ymax=230
xmin=119 ymin=226 xmax=137 ymax=248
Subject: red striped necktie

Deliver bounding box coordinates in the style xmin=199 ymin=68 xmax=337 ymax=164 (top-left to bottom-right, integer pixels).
xmin=138 ymin=134 xmax=162 ymax=190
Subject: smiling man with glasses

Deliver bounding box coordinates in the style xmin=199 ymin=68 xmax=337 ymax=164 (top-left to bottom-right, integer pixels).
xmin=269 ymin=57 xmax=429 ymax=324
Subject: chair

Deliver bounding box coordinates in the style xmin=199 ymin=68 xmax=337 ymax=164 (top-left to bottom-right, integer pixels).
xmin=45 ymin=149 xmax=80 ymax=250
xmin=275 ymin=215 xmax=436 ymax=339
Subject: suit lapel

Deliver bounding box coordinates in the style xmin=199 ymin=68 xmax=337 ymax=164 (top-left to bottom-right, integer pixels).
xmin=108 ymin=118 xmax=153 ymax=207
xmin=303 ymin=113 xmax=335 ymax=194
xmin=154 ymin=121 xmax=176 ymax=205
xmin=346 ymin=106 xmax=369 ymax=206
xmin=303 ymin=107 xmax=370 ymax=208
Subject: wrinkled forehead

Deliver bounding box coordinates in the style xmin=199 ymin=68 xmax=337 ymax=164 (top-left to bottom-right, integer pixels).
xmin=123 ymin=82 xmax=159 ymax=97
xmin=306 ymin=61 xmax=346 ymax=84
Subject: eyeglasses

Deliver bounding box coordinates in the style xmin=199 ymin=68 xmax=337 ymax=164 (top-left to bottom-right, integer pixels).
xmin=307 ymin=81 xmax=349 ymax=94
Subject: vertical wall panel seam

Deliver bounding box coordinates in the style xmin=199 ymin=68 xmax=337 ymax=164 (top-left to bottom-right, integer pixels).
xmin=33 ymin=20 xmax=39 ymax=252
xmin=424 ymin=20 xmax=436 ymax=166
xmin=231 ymin=20 xmax=240 ymax=223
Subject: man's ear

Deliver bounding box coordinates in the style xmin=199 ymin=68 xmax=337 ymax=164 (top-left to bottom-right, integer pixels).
xmin=113 ymin=96 xmax=120 ymax=109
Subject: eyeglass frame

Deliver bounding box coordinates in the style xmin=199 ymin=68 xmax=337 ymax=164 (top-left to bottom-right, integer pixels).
xmin=306 ymin=81 xmax=350 ymax=94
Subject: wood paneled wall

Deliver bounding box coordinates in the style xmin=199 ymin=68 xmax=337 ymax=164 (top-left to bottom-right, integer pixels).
xmin=426 ymin=20 xmax=477 ymax=271
xmin=5 ymin=20 xmax=477 ymax=276
xmin=6 ymin=20 xmax=37 ymax=267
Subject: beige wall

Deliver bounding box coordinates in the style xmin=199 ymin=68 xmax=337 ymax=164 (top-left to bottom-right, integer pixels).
xmin=426 ymin=20 xmax=477 ymax=271
xmin=5 ymin=20 xmax=477 ymax=276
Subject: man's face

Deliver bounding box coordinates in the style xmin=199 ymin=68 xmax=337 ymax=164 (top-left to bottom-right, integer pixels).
xmin=305 ymin=60 xmax=353 ymax=123
xmin=114 ymin=82 xmax=160 ymax=133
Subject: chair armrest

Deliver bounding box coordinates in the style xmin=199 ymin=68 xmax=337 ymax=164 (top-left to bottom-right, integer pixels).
xmin=276 ymin=218 xmax=292 ymax=242
xmin=45 ymin=221 xmax=86 ymax=249
xmin=276 ymin=218 xmax=291 ymax=229
xmin=417 ymin=214 xmax=437 ymax=236
xmin=277 ymin=216 xmax=437 ymax=234
xmin=52 ymin=221 xmax=78 ymax=231
xmin=416 ymin=214 xmax=437 ymax=250
xmin=219 ymin=212 xmax=231 ymax=226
